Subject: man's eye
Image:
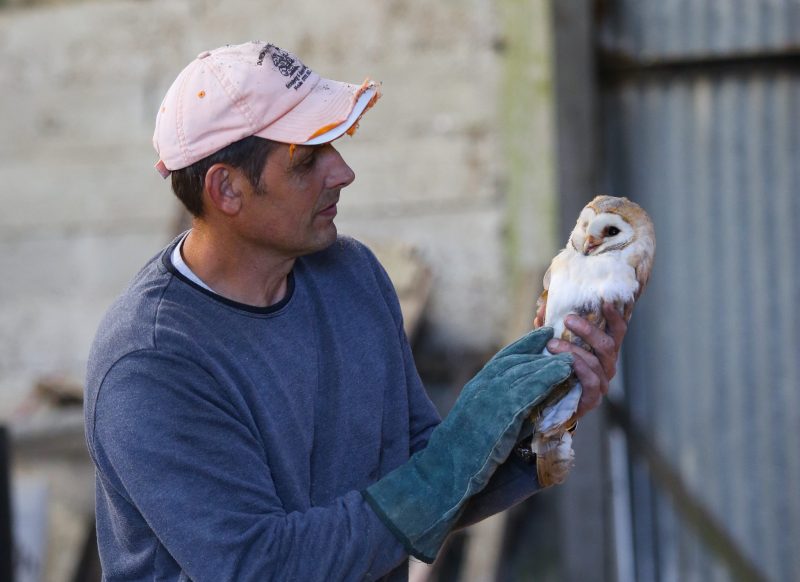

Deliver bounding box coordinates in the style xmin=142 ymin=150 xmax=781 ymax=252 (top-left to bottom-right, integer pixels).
xmin=296 ymin=153 xmax=317 ymax=171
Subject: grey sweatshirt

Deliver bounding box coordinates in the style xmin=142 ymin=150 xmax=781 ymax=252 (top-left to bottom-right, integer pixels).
xmin=85 ymin=235 xmax=540 ymax=581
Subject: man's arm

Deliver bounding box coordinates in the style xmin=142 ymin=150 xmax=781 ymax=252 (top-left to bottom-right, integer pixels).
xmin=88 ymin=351 xmax=407 ymax=582
xmin=400 ymin=324 xmax=543 ymax=527
xmin=437 ymin=303 xmax=630 ymax=528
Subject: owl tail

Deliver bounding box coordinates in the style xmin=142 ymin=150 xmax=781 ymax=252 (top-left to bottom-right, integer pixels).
xmin=532 ymin=430 xmax=575 ymax=487
xmin=530 ymin=380 xmax=582 ymax=487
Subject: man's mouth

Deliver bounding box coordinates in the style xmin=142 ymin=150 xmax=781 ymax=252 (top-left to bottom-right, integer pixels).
xmin=318 ymin=198 xmax=339 ymax=217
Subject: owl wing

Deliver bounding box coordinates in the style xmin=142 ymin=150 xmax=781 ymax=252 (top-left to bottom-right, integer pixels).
xmin=542 ymin=263 xmax=551 ymax=292
xmin=628 ymin=230 xmax=655 ymax=305
xmin=535 ymin=265 xmax=551 ymax=315
xmin=634 ymin=258 xmax=652 ymax=302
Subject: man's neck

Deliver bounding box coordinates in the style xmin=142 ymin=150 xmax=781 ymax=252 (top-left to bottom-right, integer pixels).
xmin=180 ymin=225 xmax=294 ymax=308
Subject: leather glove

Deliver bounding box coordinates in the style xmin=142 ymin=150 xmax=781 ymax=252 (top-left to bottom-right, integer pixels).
xmin=363 ymin=327 xmax=572 ymax=563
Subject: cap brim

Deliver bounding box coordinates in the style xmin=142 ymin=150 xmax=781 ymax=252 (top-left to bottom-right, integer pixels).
xmin=301 ymin=87 xmax=377 ymax=145
xmin=255 ymin=78 xmax=379 ymax=145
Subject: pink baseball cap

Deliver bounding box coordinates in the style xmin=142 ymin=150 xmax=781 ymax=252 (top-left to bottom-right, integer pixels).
xmin=153 ymin=41 xmax=381 ymax=178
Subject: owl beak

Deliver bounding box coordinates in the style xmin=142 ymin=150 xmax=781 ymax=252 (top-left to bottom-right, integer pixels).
xmin=583 ymin=235 xmax=601 ymax=255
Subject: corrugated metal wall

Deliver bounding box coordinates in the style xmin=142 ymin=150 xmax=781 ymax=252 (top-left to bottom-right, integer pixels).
xmin=599 ymin=0 xmax=800 ymax=58
xmin=597 ymin=2 xmax=800 ymax=581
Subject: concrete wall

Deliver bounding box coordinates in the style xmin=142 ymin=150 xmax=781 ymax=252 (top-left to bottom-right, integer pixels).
xmin=0 ymin=0 xmax=557 ymax=417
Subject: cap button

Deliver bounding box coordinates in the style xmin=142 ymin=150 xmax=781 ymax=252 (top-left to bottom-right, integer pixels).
xmin=197 ymin=50 xmax=212 ymax=59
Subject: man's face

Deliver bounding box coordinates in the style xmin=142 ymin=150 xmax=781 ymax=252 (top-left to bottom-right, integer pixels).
xmin=233 ymin=142 xmax=355 ymax=257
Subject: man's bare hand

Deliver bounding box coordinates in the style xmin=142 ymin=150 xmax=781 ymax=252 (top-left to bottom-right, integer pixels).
xmin=543 ymin=302 xmax=627 ymax=418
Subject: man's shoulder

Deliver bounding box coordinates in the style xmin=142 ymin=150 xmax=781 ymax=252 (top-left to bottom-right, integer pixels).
xmin=303 ymin=235 xmax=384 ymax=275
xmin=88 ymin=247 xmax=176 ymax=374
xmin=310 ymin=235 xmax=376 ymax=263
xmin=301 ymin=235 xmax=403 ymax=319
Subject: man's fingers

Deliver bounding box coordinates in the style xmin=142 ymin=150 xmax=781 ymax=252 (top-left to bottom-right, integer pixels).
xmin=572 ymin=351 xmax=605 ymax=416
xmin=574 ymin=347 xmax=608 ymax=394
xmin=603 ymin=302 xmax=628 ymax=346
xmin=564 ymin=315 xmax=616 ymax=353
xmin=573 ymin=356 xmax=608 ymax=417
xmin=496 ymin=354 xmax=544 ymax=378
xmin=563 ymin=315 xmax=617 ymax=378
xmin=495 ymin=327 xmax=553 ymax=359
xmin=547 ymin=339 xmax=608 ymax=392
xmin=548 ymin=338 xmax=609 ymax=418
xmin=542 ymin=304 xmax=630 ymax=418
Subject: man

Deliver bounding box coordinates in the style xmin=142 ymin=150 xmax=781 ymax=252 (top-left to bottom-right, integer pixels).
xmin=84 ymin=41 xmax=625 ymax=581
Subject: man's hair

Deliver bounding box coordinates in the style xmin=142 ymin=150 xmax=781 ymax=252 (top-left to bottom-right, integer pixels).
xmin=170 ymin=136 xmax=279 ymax=217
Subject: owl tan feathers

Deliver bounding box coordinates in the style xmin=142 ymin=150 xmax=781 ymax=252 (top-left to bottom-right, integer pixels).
xmin=529 ymin=195 xmax=655 ymax=486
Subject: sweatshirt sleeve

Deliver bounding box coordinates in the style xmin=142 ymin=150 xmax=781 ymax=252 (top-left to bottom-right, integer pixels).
xmin=455 ymin=455 xmax=541 ymax=528
xmin=357 ymin=239 xmax=541 ymax=533
xmin=88 ymin=350 xmax=407 ymax=582
xmin=392 ymin=288 xmax=542 ymax=526
xmin=401 ymin=328 xmax=542 ymax=528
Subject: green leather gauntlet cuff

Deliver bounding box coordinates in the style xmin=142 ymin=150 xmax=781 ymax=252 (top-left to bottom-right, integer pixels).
xmin=364 ymin=328 xmax=573 ymax=562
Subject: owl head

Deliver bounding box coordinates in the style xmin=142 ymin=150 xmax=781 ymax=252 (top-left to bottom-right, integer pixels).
xmin=568 ymin=195 xmax=655 ymax=258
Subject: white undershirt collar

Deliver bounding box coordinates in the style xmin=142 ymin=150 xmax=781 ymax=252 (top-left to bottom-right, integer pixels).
xmin=171 ymin=231 xmax=215 ymax=293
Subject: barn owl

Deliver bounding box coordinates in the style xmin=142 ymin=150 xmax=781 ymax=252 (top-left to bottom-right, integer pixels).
xmin=527 ymin=195 xmax=655 ymax=487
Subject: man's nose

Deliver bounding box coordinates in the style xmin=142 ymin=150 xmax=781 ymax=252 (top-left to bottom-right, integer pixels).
xmin=325 ymin=146 xmax=356 ymax=189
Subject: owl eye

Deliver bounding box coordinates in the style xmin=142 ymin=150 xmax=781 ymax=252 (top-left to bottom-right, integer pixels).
xmin=605 ymin=226 xmax=621 ymax=237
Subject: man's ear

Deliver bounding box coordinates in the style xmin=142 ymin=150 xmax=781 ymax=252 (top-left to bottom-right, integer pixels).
xmin=205 ymin=164 xmax=242 ymax=216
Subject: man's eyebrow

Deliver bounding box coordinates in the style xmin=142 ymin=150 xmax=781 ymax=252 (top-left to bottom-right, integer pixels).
xmin=288 ymin=143 xmax=311 ymax=160
xmin=292 ymin=146 xmax=318 ymax=163
xmin=286 ymin=146 xmax=319 ymax=173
